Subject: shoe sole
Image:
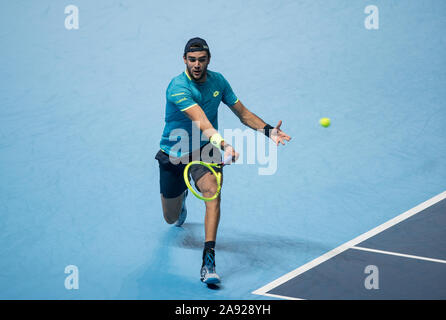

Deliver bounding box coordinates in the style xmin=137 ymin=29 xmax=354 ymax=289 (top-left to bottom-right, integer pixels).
xmin=201 ymin=275 xmax=221 ymax=284
xmin=202 ymin=278 xmax=220 ymax=284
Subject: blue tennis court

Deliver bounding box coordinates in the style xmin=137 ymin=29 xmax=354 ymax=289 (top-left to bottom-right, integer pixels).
xmin=254 ymin=192 xmax=446 ymax=299
xmin=1 ymin=1 xmax=445 ymax=300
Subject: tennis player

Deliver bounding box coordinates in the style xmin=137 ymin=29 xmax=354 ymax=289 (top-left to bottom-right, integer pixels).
xmin=155 ymin=37 xmax=291 ymax=284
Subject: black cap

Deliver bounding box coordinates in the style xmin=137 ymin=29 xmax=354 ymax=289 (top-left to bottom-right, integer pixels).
xmin=184 ymin=37 xmax=211 ymax=57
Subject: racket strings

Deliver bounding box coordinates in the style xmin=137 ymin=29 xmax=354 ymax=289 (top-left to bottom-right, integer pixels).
xmin=184 ymin=161 xmax=222 ymax=201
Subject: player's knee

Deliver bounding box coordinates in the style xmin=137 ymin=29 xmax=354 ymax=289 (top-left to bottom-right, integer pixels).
xmin=161 ymin=195 xmax=182 ymax=224
xmin=164 ymin=217 xmax=175 ymax=224
xmin=163 ymin=209 xmax=179 ymax=224
xmin=201 ymin=185 xmax=218 ymax=198
xmin=197 ymin=174 xmax=219 ymax=195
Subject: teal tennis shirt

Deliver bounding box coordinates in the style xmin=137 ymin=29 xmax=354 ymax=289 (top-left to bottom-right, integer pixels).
xmin=160 ymin=70 xmax=238 ymax=157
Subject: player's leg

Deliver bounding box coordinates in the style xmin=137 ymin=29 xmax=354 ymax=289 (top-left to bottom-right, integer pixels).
xmin=195 ymin=170 xmax=223 ymax=284
xmin=195 ymin=172 xmax=222 ymax=241
xmin=194 ymin=143 xmax=224 ymax=241
xmin=155 ymin=150 xmax=188 ymax=226
xmin=160 ymin=192 xmax=187 ymax=224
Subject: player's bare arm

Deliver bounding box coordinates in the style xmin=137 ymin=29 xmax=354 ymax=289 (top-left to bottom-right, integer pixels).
xmin=230 ymin=100 xmax=292 ymax=146
xmin=182 ymin=104 xmax=239 ymax=162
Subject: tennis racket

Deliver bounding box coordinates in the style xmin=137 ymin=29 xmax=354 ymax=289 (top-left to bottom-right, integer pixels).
xmin=183 ymin=155 xmax=233 ymax=201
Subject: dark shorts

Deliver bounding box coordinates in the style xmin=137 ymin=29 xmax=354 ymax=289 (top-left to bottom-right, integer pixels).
xmin=155 ymin=143 xmax=223 ymax=198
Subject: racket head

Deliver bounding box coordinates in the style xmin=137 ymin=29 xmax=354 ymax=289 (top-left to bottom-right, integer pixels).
xmin=183 ymin=161 xmax=222 ymax=201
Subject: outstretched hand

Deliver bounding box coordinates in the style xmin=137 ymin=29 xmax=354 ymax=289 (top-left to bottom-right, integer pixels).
xmin=270 ymin=120 xmax=291 ymax=146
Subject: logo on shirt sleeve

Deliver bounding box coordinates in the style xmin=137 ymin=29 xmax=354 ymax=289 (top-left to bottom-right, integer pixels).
xmin=213 ymin=91 xmax=220 ymax=97
xmin=176 ymin=97 xmax=188 ymax=104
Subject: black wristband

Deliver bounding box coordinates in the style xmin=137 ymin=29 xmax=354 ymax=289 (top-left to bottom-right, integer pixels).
xmin=263 ymin=124 xmax=274 ymax=138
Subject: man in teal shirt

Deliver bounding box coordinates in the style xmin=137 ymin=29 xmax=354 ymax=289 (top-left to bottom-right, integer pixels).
xmin=155 ymin=38 xmax=291 ymax=285
xmin=160 ymin=67 xmax=239 ymax=157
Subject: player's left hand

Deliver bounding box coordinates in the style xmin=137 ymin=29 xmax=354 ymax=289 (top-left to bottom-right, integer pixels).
xmin=270 ymin=120 xmax=291 ymax=146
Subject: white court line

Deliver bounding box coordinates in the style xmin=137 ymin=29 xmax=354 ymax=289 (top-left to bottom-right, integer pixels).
xmin=258 ymin=293 xmax=303 ymax=300
xmin=351 ymin=246 xmax=446 ymax=264
xmin=252 ymin=190 xmax=446 ymax=298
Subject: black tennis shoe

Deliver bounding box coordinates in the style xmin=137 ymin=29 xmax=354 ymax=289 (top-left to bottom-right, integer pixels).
xmin=200 ymin=248 xmax=220 ymax=284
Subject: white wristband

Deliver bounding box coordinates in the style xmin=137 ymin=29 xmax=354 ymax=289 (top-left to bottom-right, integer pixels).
xmin=210 ymin=133 xmax=224 ymax=149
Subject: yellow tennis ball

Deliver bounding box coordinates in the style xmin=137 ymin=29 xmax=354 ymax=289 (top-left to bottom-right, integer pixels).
xmin=320 ymin=118 xmax=331 ymax=128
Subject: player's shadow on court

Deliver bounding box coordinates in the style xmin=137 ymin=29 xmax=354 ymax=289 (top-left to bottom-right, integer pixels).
xmin=117 ymin=222 xmax=329 ymax=298
xmin=117 ymin=224 xmax=224 ymax=298
xmin=176 ymin=222 xmax=331 ymax=279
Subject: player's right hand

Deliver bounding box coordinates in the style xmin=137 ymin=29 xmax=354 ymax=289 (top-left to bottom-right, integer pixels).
xmin=223 ymin=144 xmax=239 ymax=164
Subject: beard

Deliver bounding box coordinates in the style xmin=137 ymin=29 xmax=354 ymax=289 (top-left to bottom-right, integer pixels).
xmin=188 ymin=65 xmax=208 ymax=82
